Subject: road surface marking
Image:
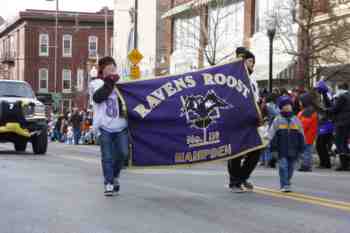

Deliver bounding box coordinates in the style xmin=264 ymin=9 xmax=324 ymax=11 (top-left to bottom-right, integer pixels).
xmin=51 ymin=153 xmax=350 ymax=212
xmin=255 ymin=187 xmax=350 ymax=212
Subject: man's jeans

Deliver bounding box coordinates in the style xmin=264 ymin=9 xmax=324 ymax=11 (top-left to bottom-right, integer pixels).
xmin=73 ymin=128 xmax=81 ymax=145
xmin=278 ymin=157 xmax=296 ymax=188
xmin=301 ymin=144 xmax=313 ymax=169
xmin=99 ymin=128 xmax=129 ymax=185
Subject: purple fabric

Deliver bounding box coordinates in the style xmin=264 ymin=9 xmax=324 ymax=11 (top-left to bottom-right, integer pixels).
xmin=315 ymin=80 xmax=329 ymax=94
xmin=117 ymin=61 xmax=264 ymax=167
xmin=319 ymin=121 xmax=334 ymax=135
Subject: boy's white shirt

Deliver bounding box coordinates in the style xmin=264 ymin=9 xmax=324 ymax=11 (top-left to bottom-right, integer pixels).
xmin=90 ymin=79 xmax=127 ymax=135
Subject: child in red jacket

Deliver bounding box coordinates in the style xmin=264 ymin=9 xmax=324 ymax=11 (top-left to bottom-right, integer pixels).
xmin=297 ymin=93 xmax=318 ymax=172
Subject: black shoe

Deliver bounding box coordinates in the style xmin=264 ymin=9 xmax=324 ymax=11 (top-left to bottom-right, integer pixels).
xmin=242 ymin=181 xmax=254 ymax=191
xmin=229 ymin=184 xmax=246 ymax=193
xmin=114 ymin=184 xmax=120 ymax=193
xmin=114 ymin=179 xmax=120 ymax=193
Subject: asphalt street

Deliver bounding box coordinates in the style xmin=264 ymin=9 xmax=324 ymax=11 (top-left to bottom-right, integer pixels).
xmin=0 ymin=142 xmax=349 ymax=233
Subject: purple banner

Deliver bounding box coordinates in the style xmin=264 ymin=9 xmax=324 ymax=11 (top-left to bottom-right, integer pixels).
xmin=117 ymin=60 xmax=264 ymax=167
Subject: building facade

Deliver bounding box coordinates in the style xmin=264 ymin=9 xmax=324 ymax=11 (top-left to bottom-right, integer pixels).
xmin=113 ymin=0 xmax=169 ymax=79
xmin=0 ymin=9 xmax=113 ymax=112
xmin=162 ymin=0 xmax=298 ymax=89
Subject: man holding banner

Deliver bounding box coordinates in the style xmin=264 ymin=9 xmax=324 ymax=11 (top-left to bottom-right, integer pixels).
xmin=227 ymin=47 xmax=263 ymax=193
xmin=92 ymin=56 xmax=129 ymax=197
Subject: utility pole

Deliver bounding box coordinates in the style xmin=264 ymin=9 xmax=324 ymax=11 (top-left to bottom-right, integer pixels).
xmin=134 ymin=0 xmax=138 ymax=49
xmin=104 ymin=6 xmax=108 ymax=56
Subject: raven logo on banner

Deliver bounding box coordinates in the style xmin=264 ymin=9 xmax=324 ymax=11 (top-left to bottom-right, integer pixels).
xmin=180 ymin=90 xmax=232 ymax=148
xmin=117 ymin=60 xmax=265 ymax=167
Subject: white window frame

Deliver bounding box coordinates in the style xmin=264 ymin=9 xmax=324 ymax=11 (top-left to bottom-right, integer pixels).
xmin=38 ymin=68 xmax=48 ymax=92
xmin=62 ymin=99 xmax=72 ymax=113
xmin=62 ymin=69 xmax=72 ymax=93
xmin=77 ymin=69 xmax=84 ymax=91
xmin=62 ymin=34 xmax=72 ymax=57
xmin=110 ymin=37 xmax=113 ymax=57
xmin=88 ymin=36 xmax=98 ymax=57
xmin=39 ymin=34 xmax=49 ymax=56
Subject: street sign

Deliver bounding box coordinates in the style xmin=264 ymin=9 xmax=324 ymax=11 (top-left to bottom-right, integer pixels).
xmin=128 ymin=49 xmax=143 ymax=65
xmin=130 ymin=65 xmax=141 ymax=79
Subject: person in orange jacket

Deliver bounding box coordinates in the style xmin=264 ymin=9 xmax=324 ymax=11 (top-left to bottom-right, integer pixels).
xmin=297 ymin=92 xmax=318 ymax=172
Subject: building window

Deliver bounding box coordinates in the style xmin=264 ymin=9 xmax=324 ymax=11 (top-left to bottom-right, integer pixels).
xmin=88 ymin=36 xmax=98 ymax=57
xmin=38 ymin=68 xmax=48 ymax=92
xmin=62 ymin=99 xmax=72 ymax=113
xmin=63 ymin=34 xmax=72 ymax=57
xmin=110 ymin=37 xmax=114 ymax=56
xmin=77 ymin=69 xmax=84 ymax=91
xmin=62 ymin=69 xmax=71 ymax=92
xmin=39 ymin=34 xmax=49 ymax=56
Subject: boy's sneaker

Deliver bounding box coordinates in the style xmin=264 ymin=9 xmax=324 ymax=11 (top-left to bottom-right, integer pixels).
xmin=104 ymin=183 xmax=114 ymax=197
xmin=114 ymin=179 xmax=120 ymax=193
xmin=230 ymin=184 xmax=246 ymax=193
xmin=242 ymin=181 xmax=254 ymax=191
xmin=280 ymin=186 xmax=291 ymax=193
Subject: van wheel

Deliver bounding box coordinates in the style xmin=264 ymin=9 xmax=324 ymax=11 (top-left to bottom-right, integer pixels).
xmin=32 ymin=127 xmax=48 ymax=155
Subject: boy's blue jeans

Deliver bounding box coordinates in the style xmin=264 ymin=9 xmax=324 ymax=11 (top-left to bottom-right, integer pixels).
xmin=278 ymin=157 xmax=296 ymax=188
xmin=301 ymin=144 xmax=313 ymax=169
xmin=99 ymin=128 xmax=129 ymax=185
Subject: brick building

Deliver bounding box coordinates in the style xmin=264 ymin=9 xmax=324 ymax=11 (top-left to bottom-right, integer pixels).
xmin=0 ymin=9 xmax=113 ymax=112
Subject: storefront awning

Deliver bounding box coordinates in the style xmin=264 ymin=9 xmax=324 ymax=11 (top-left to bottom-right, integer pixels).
xmin=161 ymin=0 xmax=216 ymax=19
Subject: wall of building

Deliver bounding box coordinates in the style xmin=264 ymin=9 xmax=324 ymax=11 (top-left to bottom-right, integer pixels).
xmin=114 ymin=0 xmax=162 ymax=79
xmin=0 ymin=10 xmax=114 ymax=112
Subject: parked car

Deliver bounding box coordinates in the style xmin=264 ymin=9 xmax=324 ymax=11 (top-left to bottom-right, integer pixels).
xmin=0 ymin=80 xmax=48 ymax=154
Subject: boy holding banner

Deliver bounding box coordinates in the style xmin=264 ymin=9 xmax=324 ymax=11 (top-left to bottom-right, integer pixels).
xmin=91 ymin=56 xmax=129 ymax=197
xmin=227 ymin=47 xmax=263 ymax=193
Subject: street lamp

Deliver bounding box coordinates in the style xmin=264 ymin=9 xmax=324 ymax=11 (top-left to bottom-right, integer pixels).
xmin=267 ymin=18 xmax=276 ymax=93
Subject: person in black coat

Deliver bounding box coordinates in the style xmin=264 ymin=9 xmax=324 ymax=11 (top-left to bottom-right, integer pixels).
xmin=318 ymin=82 xmax=350 ymax=171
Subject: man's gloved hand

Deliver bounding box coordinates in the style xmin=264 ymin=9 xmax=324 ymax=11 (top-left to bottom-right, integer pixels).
xmin=103 ymin=74 xmax=120 ymax=88
xmin=315 ymin=80 xmax=329 ymax=94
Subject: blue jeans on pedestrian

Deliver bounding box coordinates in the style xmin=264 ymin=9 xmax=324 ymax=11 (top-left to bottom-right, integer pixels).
xmin=278 ymin=157 xmax=296 ymax=188
xmin=99 ymin=128 xmax=129 ymax=185
xmin=260 ymin=145 xmax=272 ymax=164
xmin=301 ymin=144 xmax=313 ymax=169
xmin=73 ymin=128 xmax=81 ymax=145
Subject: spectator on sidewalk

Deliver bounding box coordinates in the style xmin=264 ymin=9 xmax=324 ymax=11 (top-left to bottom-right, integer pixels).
xmin=71 ymin=108 xmax=83 ymax=145
xmin=314 ymin=81 xmax=334 ymax=169
xmin=269 ymin=96 xmax=305 ymax=192
xmin=319 ymin=82 xmax=350 ymax=171
xmin=297 ymin=92 xmax=318 ymax=172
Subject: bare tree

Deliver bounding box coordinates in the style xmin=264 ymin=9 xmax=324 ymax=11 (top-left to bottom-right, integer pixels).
xmin=173 ymin=0 xmax=241 ymax=66
xmin=274 ymin=0 xmax=350 ymax=88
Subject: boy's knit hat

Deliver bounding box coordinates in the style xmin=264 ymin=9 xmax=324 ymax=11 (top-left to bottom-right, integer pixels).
xmin=278 ymin=95 xmax=293 ymax=110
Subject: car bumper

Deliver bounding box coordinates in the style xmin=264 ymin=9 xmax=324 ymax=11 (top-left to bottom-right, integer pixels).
xmin=0 ymin=123 xmax=31 ymax=138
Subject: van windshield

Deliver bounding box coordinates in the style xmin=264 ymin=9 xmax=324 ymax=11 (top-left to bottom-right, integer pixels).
xmin=0 ymin=82 xmax=35 ymax=98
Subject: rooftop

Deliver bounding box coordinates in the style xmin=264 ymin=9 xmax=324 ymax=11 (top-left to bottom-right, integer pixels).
xmin=0 ymin=8 xmax=113 ymax=37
